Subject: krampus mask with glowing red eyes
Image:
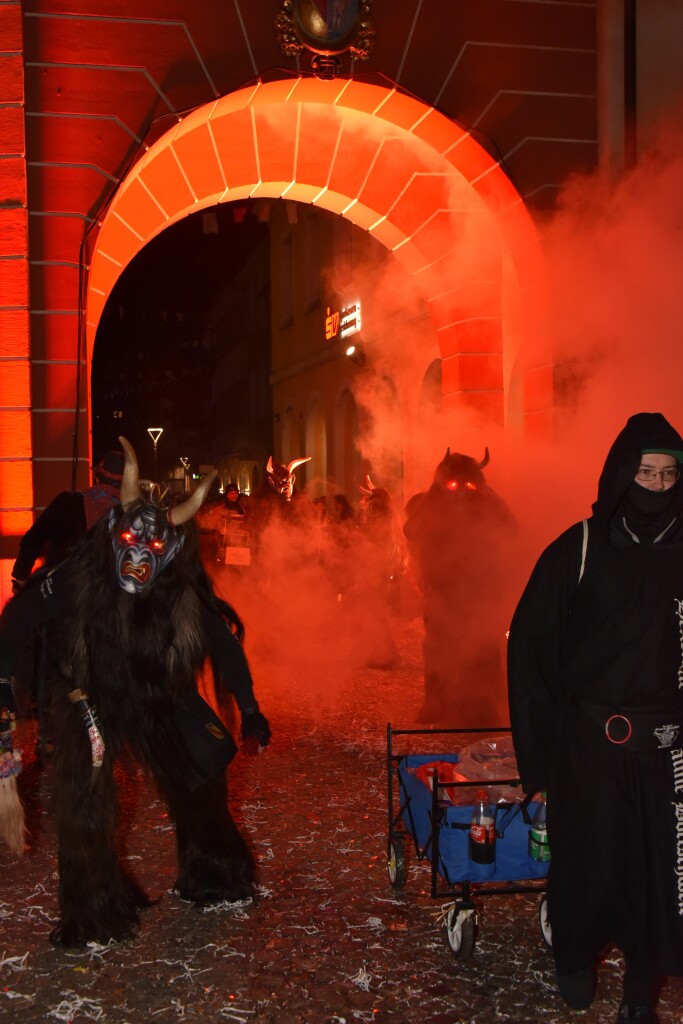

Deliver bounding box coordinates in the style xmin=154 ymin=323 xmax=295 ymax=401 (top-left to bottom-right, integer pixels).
xmin=433 ymin=447 xmax=489 ymax=495
xmin=112 ymin=503 xmax=183 ymax=594
xmin=111 ymin=437 xmax=216 ymax=594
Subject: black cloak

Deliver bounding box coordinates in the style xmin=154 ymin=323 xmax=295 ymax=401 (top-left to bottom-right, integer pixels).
xmin=508 ymin=412 xmax=683 ymax=976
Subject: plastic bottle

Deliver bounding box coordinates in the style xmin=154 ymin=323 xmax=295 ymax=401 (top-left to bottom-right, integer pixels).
xmin=528 ymin=791 xmax=551 ymax=862
xmin=468 ymin=788 xmax=496 ymax=864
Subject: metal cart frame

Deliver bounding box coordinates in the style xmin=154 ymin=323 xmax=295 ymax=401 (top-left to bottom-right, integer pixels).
xmin=386 ymin=723 xmax=551 ymax=957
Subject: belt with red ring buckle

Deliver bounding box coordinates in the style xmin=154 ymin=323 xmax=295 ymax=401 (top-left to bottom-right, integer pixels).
xmin=574 ymin=700 xmax=683 ymax=751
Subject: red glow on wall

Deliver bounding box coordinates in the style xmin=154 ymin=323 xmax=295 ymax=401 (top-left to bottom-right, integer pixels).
xmin=0 ymin=2 xmax=33 ymax=549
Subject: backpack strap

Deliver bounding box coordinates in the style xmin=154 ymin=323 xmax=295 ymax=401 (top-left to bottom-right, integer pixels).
xmin=579 ymin=518 xmax=589 ymax=582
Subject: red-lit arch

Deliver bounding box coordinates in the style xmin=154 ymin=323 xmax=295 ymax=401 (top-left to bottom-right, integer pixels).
xmin=86 ymin=77 xmax=550 ymax=429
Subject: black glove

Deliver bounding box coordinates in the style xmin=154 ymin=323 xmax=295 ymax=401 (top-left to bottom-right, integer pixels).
xmin=1 ymin=678 xmax=17 ymax=755
xmin=0 ymin=677 xmax=16 ymax=717
xmin=240 ymin=704 xmax=271 ymax=755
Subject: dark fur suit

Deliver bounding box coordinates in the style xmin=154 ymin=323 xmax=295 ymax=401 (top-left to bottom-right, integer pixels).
xmin=403 ymin=448 xmax=517 ymax=724
xmin=41 ymin=503 xmax=267 ymax=947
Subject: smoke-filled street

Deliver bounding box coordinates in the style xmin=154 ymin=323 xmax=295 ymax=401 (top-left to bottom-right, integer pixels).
xmin=2 ymin=599 xmax=682 ymax=1024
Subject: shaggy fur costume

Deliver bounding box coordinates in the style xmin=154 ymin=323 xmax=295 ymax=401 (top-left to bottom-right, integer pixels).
xmin=403 ymin=449 xmax=516 ymax=725
xmin=17 ymin=503 xmax=268 ymax=948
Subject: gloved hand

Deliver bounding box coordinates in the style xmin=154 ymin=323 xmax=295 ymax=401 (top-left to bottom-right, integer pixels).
xmin=240 ymin=703 xmax=271 ymax=756
xmin=1 ymin=678 xmax=17 ymax=759
xmin=0 ymin=677 xmax=16 ymax=718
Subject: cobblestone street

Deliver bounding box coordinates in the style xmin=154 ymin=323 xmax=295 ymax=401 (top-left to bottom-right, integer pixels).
xmin=1 ymin=601 xmax=682 ymax=1024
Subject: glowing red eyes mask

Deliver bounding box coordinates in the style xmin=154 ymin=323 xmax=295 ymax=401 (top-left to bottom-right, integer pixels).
xmin=446 ymin=480 xmax=478 ymax=492
xmin=110 ymin=505 xmax=183 ymax=594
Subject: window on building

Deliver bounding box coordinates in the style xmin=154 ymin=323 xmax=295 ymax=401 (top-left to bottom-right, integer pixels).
xmin=335 ymin=388 xmax=361 ymax=501
xmin=305 ymin=400 xmax=327 ymax=497
xmin=278 ymin=232 xmax=294 ymax=326
xmin=303 ymin=211 xmax=321 ymax=313
xmin=281 ymin=406 xmax=298 ymax=464
xmin=332 ymin=217 xmax=352 ymax=287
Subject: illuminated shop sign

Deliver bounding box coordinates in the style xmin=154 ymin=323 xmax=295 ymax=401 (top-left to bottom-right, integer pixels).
xmin=325 ymin=301 xmax=361 ymax=342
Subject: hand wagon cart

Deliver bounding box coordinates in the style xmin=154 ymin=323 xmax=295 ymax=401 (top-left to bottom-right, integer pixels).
xmin=386 ymin=723 xmax=552 ymax=959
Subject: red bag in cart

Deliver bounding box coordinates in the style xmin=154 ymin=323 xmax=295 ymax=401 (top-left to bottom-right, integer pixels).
xmin=411 ymin=761 xmax=472 ymax=804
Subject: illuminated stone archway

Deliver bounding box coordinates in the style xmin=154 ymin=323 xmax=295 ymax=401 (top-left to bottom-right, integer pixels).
xmin=86 ymin=77 xmax=550 ymax=434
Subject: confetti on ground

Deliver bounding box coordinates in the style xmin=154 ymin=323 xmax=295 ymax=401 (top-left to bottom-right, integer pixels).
xmin=0 ymin=950 xmax=29 ymax=970
xmin=1 ymin=619 xmax=681 ymax=1023
xmin=349 ymin=965 xmax=373 ymax=991
xmin=46 ymin=991 xmax=104 ymax=1021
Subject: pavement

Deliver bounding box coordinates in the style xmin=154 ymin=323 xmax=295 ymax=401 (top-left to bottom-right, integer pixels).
xmin=1 ymin=591 xmax=682 ymax=1024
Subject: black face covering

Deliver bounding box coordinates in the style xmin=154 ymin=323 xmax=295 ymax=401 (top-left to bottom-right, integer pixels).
xmin=617 ymin=480 xmax=680 ymax=543
xmin=594 ymin=414 xmax=683 ymax=546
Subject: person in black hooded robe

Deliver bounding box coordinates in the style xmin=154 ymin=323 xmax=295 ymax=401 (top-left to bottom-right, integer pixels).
xmin=508 ymin=412 xmax=683 ymax=1024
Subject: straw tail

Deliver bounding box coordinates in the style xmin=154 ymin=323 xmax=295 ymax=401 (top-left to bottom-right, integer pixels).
xmin=0 ymin=776 xmax=26 ymax=857
xmin=0 ymin=703 xmax=26 ymax=856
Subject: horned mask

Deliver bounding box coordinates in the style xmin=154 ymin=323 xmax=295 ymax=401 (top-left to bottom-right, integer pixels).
xmin=433 ymin=447 xmax=490 ymax=494
xmin=266 ymin=455 xmax=311 ymax=501
xmin=110 ymin=436 xmax=216 ymax=594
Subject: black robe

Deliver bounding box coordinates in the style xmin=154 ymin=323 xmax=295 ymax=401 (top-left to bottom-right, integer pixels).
xmin=508 ymin=412 xmax=683 ymax=976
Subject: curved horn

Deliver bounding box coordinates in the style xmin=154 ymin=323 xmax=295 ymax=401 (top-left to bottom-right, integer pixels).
xmin=355 ymin=479 xmax=372 ymax=496
xmin=168 ymin=470 xmax=217 ymax=527
xmin=266 ymin=455 xmax=274 ymax=475
xmin=365 ymin=474 xmax=378 ymax=492
xmin=287 ymin=457 xmax=312 ymax=473
xmin=478 ymin=447 xmax=490 ymax=470
xmin=118 ymin=436 xmax=141 ymax=507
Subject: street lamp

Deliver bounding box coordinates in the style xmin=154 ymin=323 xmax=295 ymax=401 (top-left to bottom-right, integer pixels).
xmin=147 ymin=427 xmax=163 ymax=481
xmin=345 ymin=342 xmax=365 ymax=366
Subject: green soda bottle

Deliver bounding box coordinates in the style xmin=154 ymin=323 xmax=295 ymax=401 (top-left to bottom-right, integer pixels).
xmin=529 ymin=791 xmax=551 ymax=863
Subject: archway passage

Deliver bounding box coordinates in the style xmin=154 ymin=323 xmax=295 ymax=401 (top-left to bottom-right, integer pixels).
xmin=86 ymin=77 xmax=549 ymax=432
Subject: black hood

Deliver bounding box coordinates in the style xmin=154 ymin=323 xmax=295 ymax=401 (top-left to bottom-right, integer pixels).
xmin=592 ymin=412 xmax=683 ymax=533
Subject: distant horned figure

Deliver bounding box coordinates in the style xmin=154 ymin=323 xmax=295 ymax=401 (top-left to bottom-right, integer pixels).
xmin=265 ymin=456 xmax=311 ymax=502
xmin=404 ymin=446 xmax=516 ymax=724
xmin=246 ymin=455 xmax=314 ymax=547
xmin=431 ymin=447 xmax=490 ymax=493
xmin=355 ymin=475 xmax=407 ymax=584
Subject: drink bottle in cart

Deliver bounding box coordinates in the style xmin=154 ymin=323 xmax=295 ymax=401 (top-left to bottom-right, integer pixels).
xmin=468 ymin=788 xmax=495 ymax=864
xmin=528 ymin=791 xmax=551 ymax=862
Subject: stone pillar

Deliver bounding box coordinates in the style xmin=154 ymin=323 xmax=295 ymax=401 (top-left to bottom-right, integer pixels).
xmin=0 ymin=1 xmax=31 ymax=604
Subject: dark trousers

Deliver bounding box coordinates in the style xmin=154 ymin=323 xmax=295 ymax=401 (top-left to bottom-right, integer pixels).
xmin=0 ymin=568 xmax=69 ymax=680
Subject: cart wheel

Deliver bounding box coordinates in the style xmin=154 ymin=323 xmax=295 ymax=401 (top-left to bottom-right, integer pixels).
xmin=538 ymin=894 xmax=552 ymax=948
xmin=444 ymin=903 xmax=477 ymax=959
xmin=387 ymin=835 xmax=407 ymax=889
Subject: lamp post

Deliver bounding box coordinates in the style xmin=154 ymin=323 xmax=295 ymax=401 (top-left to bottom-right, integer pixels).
xmin=147 ymin=427 xmax=163 ymax=482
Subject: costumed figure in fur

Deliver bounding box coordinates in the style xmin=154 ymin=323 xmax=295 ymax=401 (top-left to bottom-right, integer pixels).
xmin=403 ymin=447 xmax=516 ymax=725
xmin=0 ymin=437 xmax=271 ymax=947
xmin=351 ymin=476 xmax=407 ymax=667
xmin=248 ymin=455 xmax=312 ymax=532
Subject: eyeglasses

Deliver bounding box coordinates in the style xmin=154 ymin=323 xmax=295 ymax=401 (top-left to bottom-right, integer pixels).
xmin=636 ymin=466 xmax=680 ymax=483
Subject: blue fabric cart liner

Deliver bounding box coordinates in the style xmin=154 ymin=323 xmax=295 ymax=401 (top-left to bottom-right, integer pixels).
xmin=398 ymin=753 xmax=550 ymax=884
